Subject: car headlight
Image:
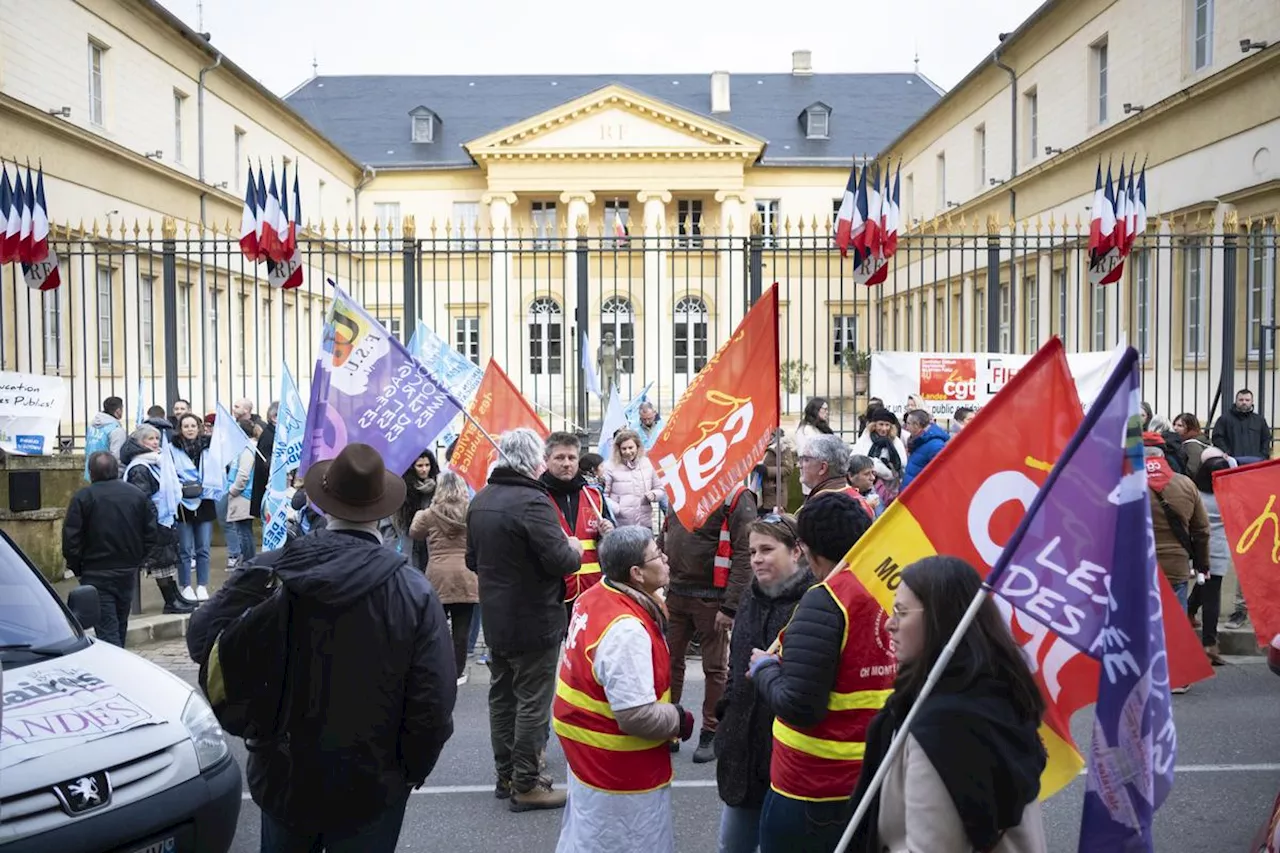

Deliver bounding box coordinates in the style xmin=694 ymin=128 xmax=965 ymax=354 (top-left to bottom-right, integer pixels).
xmin=182 ymin=692 xmax=231 ymax=772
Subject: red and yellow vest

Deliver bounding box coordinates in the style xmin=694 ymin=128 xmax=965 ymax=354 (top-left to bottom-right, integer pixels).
xmin=550 ymin=485 xmax=605 ymax=602
xmin=769 ymin=564 xmax=897 ymax=801
xmin=552 ymin=581 xmax=674 ymax=794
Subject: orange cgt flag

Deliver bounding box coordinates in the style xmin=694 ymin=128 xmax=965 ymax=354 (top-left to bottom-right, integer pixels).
xmin=449 ymin=360 xmax=548 ymax=493
xmin=836 ymin=337 xmax=1213 ymax=799
xmin=651 ymin=284 xmax=780 ymax=530
xmin=1213 ymin=458 xmax=1280 ymax=648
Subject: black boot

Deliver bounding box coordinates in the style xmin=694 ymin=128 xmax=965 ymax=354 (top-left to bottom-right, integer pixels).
xmin=158 ymin=577 xmax=196 ymax=614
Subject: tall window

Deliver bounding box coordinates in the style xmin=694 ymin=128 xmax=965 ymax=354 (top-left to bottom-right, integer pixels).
xmin=527 ymin=297 xmax=562 ymax=376
xmin=604 ymin=200 xmax=629 ymax=246
xmin=1092 ymin=38 xmax=1109 ymax=125
xmin=974 ymin=125 xmax=987 ymax=191
xmin=1025 ymin=89 xmax=1039 ymax=161
xmin=832 ymin=314 xmax=857 ymax=367
xmin=140 ymin=275 xmax=155 ymax=367
xmin=1184 ymin=239 xmax=1205 ymax=357
xmin=1247 ymin=225 xmax=1276 ymax=358
xmin=88 ymin=41 xmax=105 ymax=126
xmin=1092 ymin=281 xmax=1107 ymax=350
xmin=974 ymin=288 xmax=987 ymax=351
xmin=674 ymin=296 xmax=708 ymax=374
xmin=1055 ymin=268 xmax=1068 ymax=340
xmin=452 ymin=201 xmax=480 ymax=250
xmin=998 ymin=283 xmax=1011 ymax=352
xmin=1192 ymin=0 xmax=1214 ymax=70
xmin=173 ymin=91 xmax=187 ymax=164
xmin=531 ymin=201 xmax=556 ymax=249
xmin=935 ymin=153 xmax=947 ymax=210
xmin=97 ymin=267 xmax=113 ymax=369
xmin=677 ymin=199 xmax=703 ymax=248
xmin=373 ymin=202 xmax=400 ymax=251
xmin=1024 ymin=275 xmax=1039 ymax=351
xmin=601 ymin=296 xmax=635 ymax=374
xmin=43 ymin=289 xmax=61 ymax=370
xmin=1132 ymin=250 xmax=1151 ymax=359
xmin=234 ymin=128 xmax=245 ymax=187
xmin=454 ymin=316 xmax=480 ymax=364
xmin=177 ymin=284 xmax=190 ymax=369
xmin=756 ymin=199 xmax=780 ymax=245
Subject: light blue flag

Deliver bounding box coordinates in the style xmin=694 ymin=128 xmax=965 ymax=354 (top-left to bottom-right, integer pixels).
xmin=624 ymin=381 xmax=657 ymax=447
xmin=407 ymin=319 xmax=484 ymax=447
xmin=581 ymin=329 xmax=602 ymax=398
xmin=262 ymin=366 xmax=305 ymax=551
xmin=597 ymin=384 xmax=627 ymax=461
xmin=203 ymin=402 xmax=253 ymax=497
xmin=154 ymin=433 xmax=181 ymax=527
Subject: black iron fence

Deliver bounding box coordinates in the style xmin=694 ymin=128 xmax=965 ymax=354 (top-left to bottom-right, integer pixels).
xmin=1 ymin=214 xmax=1274 ymax=449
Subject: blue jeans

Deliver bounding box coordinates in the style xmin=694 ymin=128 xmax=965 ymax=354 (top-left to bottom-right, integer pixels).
xmin=1172 ymin=580 xmax=1189 ymax=611
xmin=718 ymin=804 xmax=762 ymax=853
xmin=177 ymin=520 xmax=212 ymax=587
xmin=259 ymin=796 xmax=409 ymax=853
xmin=468 ymin=608 xmax=482 ymax=654
xmin=758 ymin=789 xmax=852 ymax=853
xmin=235 ymin=519 xmax=257 ymax=562
xmin=216 ymin=493 xmax=240 ymax=559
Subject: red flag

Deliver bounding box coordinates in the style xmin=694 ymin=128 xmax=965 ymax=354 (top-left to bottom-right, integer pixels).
xmin=449 ymin=360 xmax=548 ymax=493
xmin=1213 ymin=458 xmax=1280 ymax=648
xmin=651 ymin=284 xmax=780 ymax=530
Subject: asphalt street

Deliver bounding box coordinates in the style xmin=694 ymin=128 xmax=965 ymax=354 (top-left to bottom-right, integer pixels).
xmin=134 ymin=646 xmax=1280 ymax=853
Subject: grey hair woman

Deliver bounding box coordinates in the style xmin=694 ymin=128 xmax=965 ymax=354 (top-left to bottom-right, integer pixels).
xmin=498 ymin=427 xmax=548 ymax=480
xmin=119 ymin=421 xmax=189 ymax=613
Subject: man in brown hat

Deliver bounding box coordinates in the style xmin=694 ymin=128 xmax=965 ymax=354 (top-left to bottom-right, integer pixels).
xmin=239 ymin=442 xmax=457 ymax=852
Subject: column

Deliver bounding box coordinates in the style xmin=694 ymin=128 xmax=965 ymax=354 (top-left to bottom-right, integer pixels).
xmin=481 ymin=192 xmax=517 ymax=377
xmin=636 ymin=191 xmax=670 ymax=399
xmin=559 ymin=191 xmax=595 ymax=423
xmin=714 ymin=190 xmax=752 ymax=344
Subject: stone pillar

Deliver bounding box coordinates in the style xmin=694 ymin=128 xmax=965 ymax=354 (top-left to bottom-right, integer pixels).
xmin=636 ymin=191 xmax=670 ymax=404
xmin=715 ymin=190 xmax=752 ymax=343
xmin=482 ymin=191 xmax=517 ymax=374
xmin=559 ymin=191 xmax=595 ymax=423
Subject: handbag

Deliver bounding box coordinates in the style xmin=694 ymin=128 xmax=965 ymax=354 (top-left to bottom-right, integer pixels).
xmin=182 ymin=482 xmax=203 ymax=499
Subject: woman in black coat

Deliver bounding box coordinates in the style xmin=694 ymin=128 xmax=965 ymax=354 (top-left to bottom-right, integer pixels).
xmin=714 ymin=513 xmax=814 ymax=853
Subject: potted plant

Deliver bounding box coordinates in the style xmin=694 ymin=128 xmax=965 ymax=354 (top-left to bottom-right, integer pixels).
xmin=839 ymin=348 xmax=873 ymax=393
xmin=780 ymin=359 xmax=813 ymax=414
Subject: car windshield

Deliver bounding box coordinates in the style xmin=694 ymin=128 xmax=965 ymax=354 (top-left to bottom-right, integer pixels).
xmin=0 ymin=532 xmax=82 ymax=655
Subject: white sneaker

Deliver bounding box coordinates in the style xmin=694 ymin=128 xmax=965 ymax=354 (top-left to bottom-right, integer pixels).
xmin=195 ymin=585 xmax=210 ymax=602
xmin=180 ymin=585 xmax=197 ymax=602
xmin=456 ymin=670 xmax=469 ymax=687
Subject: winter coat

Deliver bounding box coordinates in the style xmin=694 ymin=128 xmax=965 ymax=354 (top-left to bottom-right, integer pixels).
xmin=234 ymin=529 xmax=456 ymax=834
xmin=660 ymin=488 xmax=758 ymax=615
xmin=1149 ymin=472 xmax=1210 ymax=585
xmin=174 ymin=436 xmax=216 ymax=524
xmin=603 ymin=456 xmax=660 ymax=528
xmin=1199 ymin=491 xmax=1233 ymax=577
xmin=902 ymin=423 xmax=950 ymax=490
xmin=852 ymin=428 xmax=908 ymax=479
xmin=751 ymin=582 xmax=847 ymax=729
xmin=250 ymin=421 xmax=275 ymax=519
xmin=714 ymin=568 xmax=814 ymax=808
xmin=465 ymin=467 xmax=583 ymax=654
xmin=754 ymin=437 xmax=797 ymax=513
xmin=62 ymin=478 xmax=157 ymax=578
xmin=1182 ymin=435 xmax=1211 ymax=479
xmin=120 ymin=438 xmax=179 ymax=571
xmin=412 ymin=505 xmax=477 ymax=604
xmin=88 ymin=411 xmax=127 ymax=461
xmin=225 ymin=446 xmax=256 ymax=523
xmin=1212 ymin=405 xmax=1273 ymax=460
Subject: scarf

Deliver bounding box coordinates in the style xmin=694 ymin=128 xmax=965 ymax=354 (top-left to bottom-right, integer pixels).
xmin=605 ymin=577 xmax=668 ymax=631
xmin=394 ymin=477 xmax=437 ymax=534
xmin=541 ymin=471 xmax=595 ymax=524
xmin=1146 ymin=454 xmax=1175 ymax=492
xmin=868 ymin=433 xmax=903 ymax=474
xmin=173 ymin=434 xmax=209 ymax=464
xmin=851 ymin=669 xmax=1045 ymax=853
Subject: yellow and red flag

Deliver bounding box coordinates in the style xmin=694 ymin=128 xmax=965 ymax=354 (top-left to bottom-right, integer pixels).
xmin=1213 ymin=458 xmax=1280 ymax=648
xmin=837 ymin=337 xmax=1213 ymax=798
xmin=449 ymin=360 xmax=548 ymax=493
xmin=651 ymin=285 xmax=780 ymax=530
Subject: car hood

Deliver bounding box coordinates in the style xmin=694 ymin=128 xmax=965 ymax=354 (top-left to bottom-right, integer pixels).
xmin=1 ymin=640 xmax=196 ymax=795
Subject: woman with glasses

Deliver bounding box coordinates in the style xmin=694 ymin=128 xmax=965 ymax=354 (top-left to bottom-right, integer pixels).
xmin=850 ymin=556 xmax=1047 ymax=853
xmin=715 ymin=513 xmax=814 ymax=852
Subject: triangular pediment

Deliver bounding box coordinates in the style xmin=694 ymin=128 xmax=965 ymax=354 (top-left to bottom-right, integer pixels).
xmin=465 ymin=85 xmax=764 ymax=162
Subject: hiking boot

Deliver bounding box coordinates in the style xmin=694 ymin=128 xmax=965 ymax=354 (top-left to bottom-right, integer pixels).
xmin=669 ymin=740 xmax=680 ymax=754
xmin=1205 ymin=644 xmax=1225 ymax=666
xmin=691 ymin=729 xmax=716 ymax=764
xmin=1224 ymin=611 xmax=1249 ymax=631
xmin=494 ymin=777 xmax=512 ymax=800
xmin=509 ymin=778 xmax=567 ymax=812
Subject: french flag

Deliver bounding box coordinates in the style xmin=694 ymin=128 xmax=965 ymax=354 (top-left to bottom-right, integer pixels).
xmin=1129 ymin=162 xmax=1147 ymax=255
xmin=0 ymin=164 xmax=15 ymax=264
xmin=269 ymin=169 xmax=304 ymax=289
xmin=1088 ymin=161 xmax=1116 ymax=265
xmin=1112 ymin=161 xmax=1128 ymax=257
xmin=17 ymin=165 xmax=34 ymax=265
xmin=857 ymin=165 xmax=883 ymax=262
xmin=262 ymin=168 xmax=285 ymax=263
xmin=238 ymin=162 xmax=259 ymax=261
xmin=23 ymin=166 xmax=60 ymax=291
xmin=254 ymin=166 xmax=270 ymax=263
xmin=834 ymin=165 xmax=859 ymax=258
xmin=275 ymin=163 xmax=293 ymax=258
xmin=883 ymin=163 xmax=901 ymax=258
xmin=1 ymin=164 xmax=21 ymax=264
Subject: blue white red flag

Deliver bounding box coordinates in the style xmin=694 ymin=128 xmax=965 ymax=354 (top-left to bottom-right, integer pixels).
xmin=22 ymin=167 xmax=60 ymax=291
xmin=1 ymin=163 xmax=22 ymax=264
xmin=239 ymin=162 xmax=259 ymax=260
xmin=262 ymin=366 xmax=305 ymax=551
xmin=834 ymin=165 xmax=859 ymax=258
xmin=989 ymin=346 xmax=1174 ymax=852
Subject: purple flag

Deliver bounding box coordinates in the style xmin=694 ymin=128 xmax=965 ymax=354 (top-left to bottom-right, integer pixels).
xmin=989 ymin=347 xmax=1174 ymax=851
xmin=299 ymin=289 xmax=464 ymax=480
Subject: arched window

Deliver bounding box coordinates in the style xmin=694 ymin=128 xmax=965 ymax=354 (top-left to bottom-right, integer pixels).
xmin=601 ymin=295 xmax=635 ymax=375
xmin=673 ymin=296 xmax=708 ymax=375
xmin=527 ymin=297 xmax=563 ymax=376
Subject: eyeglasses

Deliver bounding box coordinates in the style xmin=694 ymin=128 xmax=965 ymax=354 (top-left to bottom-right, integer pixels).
xmin=890 ymin=605 xmax=923 ymax=619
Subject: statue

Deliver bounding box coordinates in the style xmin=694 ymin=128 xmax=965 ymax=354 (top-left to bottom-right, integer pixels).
xmin=597 ymin=331 xmax=620 ymax=400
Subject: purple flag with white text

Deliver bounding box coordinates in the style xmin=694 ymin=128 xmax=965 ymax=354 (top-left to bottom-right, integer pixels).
xmin=989 ymin=347 xmax=1174 ymax=852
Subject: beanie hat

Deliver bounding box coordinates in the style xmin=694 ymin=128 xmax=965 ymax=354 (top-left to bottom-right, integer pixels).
xmin=867 ymin=407 xmax=898 ymax=427
xmin=1141 ymin=431 xmax=1165 ymax=447
xmin=797 ymin=492 xmax=873 ymax=562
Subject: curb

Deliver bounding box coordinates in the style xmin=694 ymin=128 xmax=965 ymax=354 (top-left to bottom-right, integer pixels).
xmin=124 ymin=613 xmax=191 ymax=647
xmin=1218 ymin=627 xmax=1264 ymax=657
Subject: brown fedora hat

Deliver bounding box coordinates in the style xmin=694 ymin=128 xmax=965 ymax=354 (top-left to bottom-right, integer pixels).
xmin=303 ymin=443 xmax=406 ymax=523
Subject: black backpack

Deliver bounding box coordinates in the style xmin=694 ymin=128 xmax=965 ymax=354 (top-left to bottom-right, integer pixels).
xmin=1161 ymin=431 xmax=1189 ymax=476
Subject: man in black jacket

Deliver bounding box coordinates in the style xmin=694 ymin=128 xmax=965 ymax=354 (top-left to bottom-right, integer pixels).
xmin=250 ymin=401 xmax=277 ymax=520
xmin=191 ymin=443 xmax=456 ymax=852
xmin=467 ymin=427 xmax=583 ymax=811
xmin=1213 ymin=389 xmax=1273 ymax=463
xmin=63 ymin=452 xmax=156 ymax=647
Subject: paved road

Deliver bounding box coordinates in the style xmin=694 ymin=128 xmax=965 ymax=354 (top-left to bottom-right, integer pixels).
xmin=137 ymin=644 xmax=1280 ymax=852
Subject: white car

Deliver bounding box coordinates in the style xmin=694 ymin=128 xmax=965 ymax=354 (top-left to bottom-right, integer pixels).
xmin=0 ymin=530 xmax=242 ymax=852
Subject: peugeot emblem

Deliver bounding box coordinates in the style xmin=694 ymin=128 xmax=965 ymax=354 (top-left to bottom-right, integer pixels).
xmin=52 ymin=771 xmax=112 ymax=815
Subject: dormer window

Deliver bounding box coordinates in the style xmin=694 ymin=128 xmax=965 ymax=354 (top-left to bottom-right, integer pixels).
xmin=801 ymin=102 xmax=831 ymax=140
xmin=409 ymin=106 xmax=440 ymax=143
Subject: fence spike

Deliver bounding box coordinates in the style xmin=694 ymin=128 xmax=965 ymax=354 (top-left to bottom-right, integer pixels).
xmin=318 ymin=219 xmax=327 ymax=237
xmin=208 ymin=219 xmax=219 ymax=237
xmin=372 ymin=218 xmax=382 ymax=236
xmin=346 ymin=219 xmax=354 ymax=238
xmin=1008 ymin=213 xmax=1018 ymax=232
xmin=161 ymin=217 xmax=176 ymax=239
xmin=1034 ymin=214 xmax=1043 ymax=234
xmin=105 ymin=218 xmax=114 ymax=238
xmin=91 ymin=218 xmax=100 ymax=238
xmin=403 ymin=214 xmax=417 ymax=240
xmin=811 ymin=214 xmax=821 ymax=234
xmin=1074 ymin=213 xmax=1084 ymax=230
xmin=359 ymin=218 xmax=367 ymax=236
xmin=1224 ymin=209 xmax=1239 ymax=231
xmin=1244 ymin=214 xmax=1254 ymax=230
xmin=749 ymin=211 xmax=763 ymax=236
xmin=443 ymin=218 xmax=453 ymax=236
xmin=428 ymin=218 xmax=437 ymax=237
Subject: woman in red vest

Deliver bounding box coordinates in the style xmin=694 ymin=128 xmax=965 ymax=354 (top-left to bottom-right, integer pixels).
xmin=552 ymin=525 xmax=695 ymax=852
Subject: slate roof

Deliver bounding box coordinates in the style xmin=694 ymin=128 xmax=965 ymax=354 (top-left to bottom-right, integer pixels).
xmin=283 ymin=73 xmax=944 ymax=169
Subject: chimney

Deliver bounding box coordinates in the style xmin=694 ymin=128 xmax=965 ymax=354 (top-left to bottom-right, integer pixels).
xmin=792 ymin=50 xmax=813 ymax=76
xmin=711 ymin=70 xmax=731 ymax=113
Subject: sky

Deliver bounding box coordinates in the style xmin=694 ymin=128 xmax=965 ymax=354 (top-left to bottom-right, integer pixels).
xmin=158 ymin=0 xmax=1047 ymax=96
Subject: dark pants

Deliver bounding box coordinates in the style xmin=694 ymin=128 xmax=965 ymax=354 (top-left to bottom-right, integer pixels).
xmin=259 ymin=795 xmax=409 ymax=853
xmin=443 ymin=603 xmax=474 ymax=675
xmin=1189 ymin=575 xmax=1224 ymax=645
xmin=83 ymin=571 xmax=135 ymax=648
xmin=488 ymin=644 xmax=559 ymax=790
xmin=758 ymin=789 xmax=852 ymax=853
xmin=666 ymin=593 xmax=730 ymax=733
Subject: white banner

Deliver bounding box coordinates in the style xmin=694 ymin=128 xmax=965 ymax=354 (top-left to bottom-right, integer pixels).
xmin=0 ymin=370 xmax=67 ymax=455
xmin=869 ymin=350 xmax=1114 ymax=420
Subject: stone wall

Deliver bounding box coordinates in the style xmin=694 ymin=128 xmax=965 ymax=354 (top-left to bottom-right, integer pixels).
xmin=0 ymin=453 xmax=86 ymax=582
